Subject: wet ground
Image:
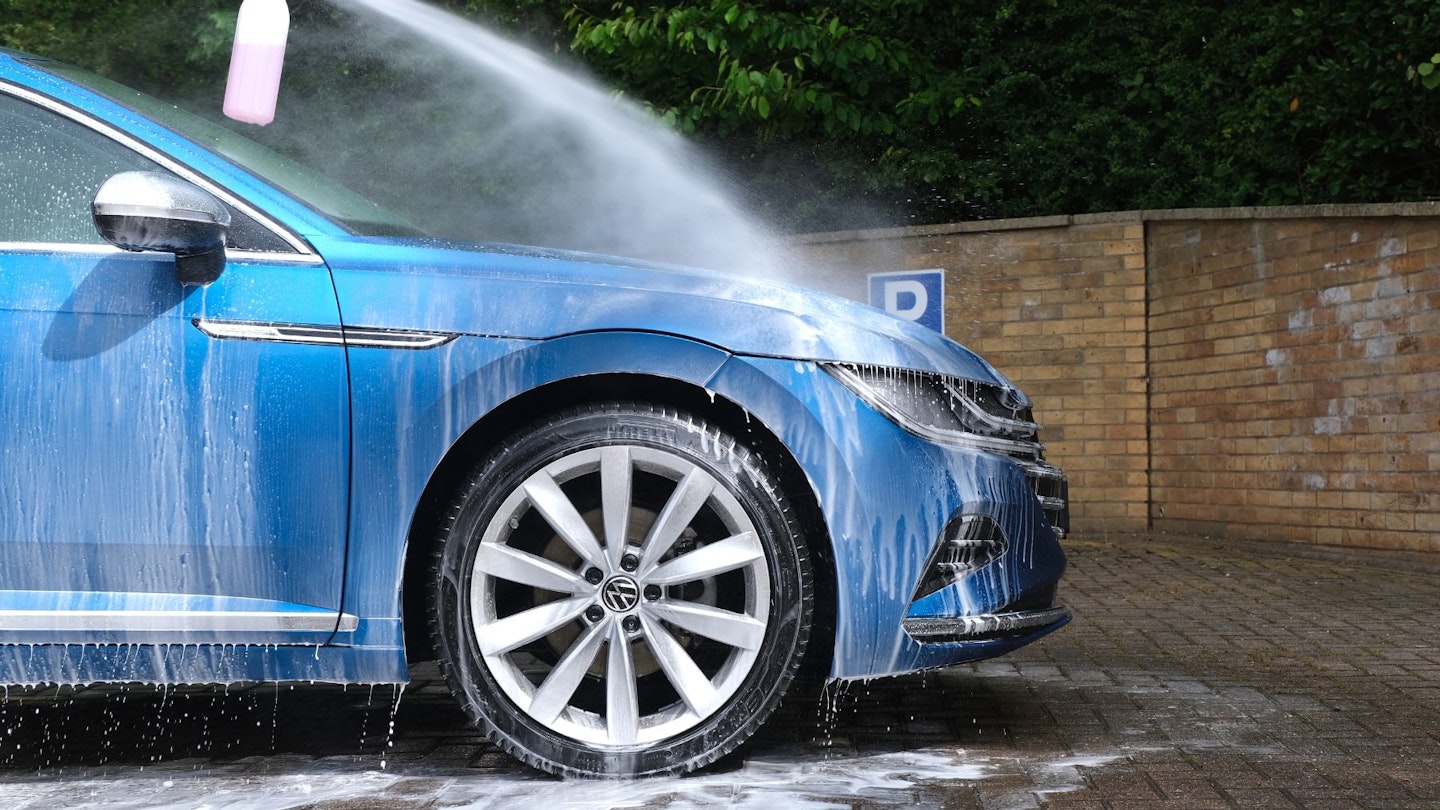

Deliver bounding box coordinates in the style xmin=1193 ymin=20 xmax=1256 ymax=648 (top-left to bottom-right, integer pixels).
xmin=1 ymin=533 xmax=1438 ymax=809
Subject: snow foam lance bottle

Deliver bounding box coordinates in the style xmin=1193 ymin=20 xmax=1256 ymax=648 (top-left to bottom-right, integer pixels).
xmin=223 ymin=0 xmax=290 ymax=125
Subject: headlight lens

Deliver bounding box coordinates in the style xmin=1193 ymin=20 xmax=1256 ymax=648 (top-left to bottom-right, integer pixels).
xmin=824 ymin=362 xmax=1040 ymax=449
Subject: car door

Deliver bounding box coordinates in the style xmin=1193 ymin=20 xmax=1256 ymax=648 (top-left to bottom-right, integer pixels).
xmin=0 ymin=85 xmax=351 ymax=644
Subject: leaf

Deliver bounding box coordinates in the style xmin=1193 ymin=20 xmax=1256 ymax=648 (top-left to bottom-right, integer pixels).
xmin=756 ymin=96 xmax=771 ymax=118
xmin=733 ymin=69 xmax=751 ymax=95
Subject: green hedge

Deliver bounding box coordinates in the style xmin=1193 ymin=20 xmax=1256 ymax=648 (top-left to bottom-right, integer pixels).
xmin=7 ymin=0 xmax=1438 ymax=231
xmin=558 ymin=0 xmax=1440 ymax=229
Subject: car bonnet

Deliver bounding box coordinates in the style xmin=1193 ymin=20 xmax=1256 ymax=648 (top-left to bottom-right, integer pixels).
xmin=312 ymin=234 xmax=1018 ymax=389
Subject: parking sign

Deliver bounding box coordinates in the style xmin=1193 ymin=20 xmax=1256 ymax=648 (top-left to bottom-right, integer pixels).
xmin=868 ymin=269 xmax=945 ymax=333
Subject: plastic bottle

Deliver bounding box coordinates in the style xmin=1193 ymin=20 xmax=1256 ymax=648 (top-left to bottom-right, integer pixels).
xmin=223 ymin=0 xmax=290 ymax=125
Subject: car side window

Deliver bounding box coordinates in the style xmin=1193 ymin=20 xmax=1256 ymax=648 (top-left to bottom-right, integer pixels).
xmin=0 ymin=91 xmax=159 ymax=245
xmin=0 ymin=90 xmax=295 ymax=253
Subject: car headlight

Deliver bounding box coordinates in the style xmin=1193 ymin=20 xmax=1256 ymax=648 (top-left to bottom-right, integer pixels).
xmin=824 ymin=362 xmax=1040 ymax=451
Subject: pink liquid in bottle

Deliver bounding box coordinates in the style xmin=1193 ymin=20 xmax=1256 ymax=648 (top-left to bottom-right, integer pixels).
xmin=223 ymin=0 xmax=289 ymax=126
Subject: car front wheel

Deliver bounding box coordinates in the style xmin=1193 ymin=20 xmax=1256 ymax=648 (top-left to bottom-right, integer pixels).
xmin=431 ymin=402 xmax=813 ymax=777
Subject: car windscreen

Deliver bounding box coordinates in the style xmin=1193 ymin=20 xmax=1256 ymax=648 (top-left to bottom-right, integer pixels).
xmin=34 ymin=60 xmax=422 ymax=237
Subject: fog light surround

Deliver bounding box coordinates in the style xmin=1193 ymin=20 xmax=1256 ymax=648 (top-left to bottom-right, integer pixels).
xmin=911 ymin=513 xmax=1008 ymax=601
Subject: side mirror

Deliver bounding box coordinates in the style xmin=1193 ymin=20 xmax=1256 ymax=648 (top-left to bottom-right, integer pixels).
xmin=92 ymin=171 xmax=232 ymax=285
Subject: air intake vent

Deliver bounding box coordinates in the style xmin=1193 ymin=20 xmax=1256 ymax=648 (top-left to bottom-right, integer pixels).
xmin=911 ymin=514 xmax=1009 ymax=601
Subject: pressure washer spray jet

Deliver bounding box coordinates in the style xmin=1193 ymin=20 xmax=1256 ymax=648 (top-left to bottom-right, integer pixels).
xmin=223 ymin=0 xmax=290 ymax=125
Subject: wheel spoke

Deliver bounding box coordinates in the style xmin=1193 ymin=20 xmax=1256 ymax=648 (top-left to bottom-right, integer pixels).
xmin=640 ymin=612 xmax=718 ymax=717
xmin=522 ymin=471 xmax=606 ymax=569
xmin=638 ymin=468 xmax=714 ymax=572
xmin=528 ymin=619 xmax=608 ymax=725
xmin=600 ymin=446 xmax=632 ymax=569
xmin=647 ymin=531 xmax=762 ymax=586
xmin=647 ymin=601 xmax=766 ymax=651
xmin=606 ymin=620 xmax=639 ymax=745
xmin=475 ymin=543 xmax=590 ymax=595
xmin=475 ymin=596 xmax=591 ymax=657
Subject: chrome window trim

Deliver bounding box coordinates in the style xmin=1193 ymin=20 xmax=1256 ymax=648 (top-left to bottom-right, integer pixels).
xmin=0 ymin=241 xmax=127 ymax=255
xmin=226 ymin=250 xmax=325 ymax=265
xmin=0 ymin=241 xmax=323 ymax=266
xmin=0 ymin=79 xmax=322 ymax=263
xmin=195 ymin=318 xmax=457 ymax=350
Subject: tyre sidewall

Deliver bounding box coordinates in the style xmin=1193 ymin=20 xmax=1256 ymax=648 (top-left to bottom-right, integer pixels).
xmin=432 ymin=404 xmax=812 ymax=777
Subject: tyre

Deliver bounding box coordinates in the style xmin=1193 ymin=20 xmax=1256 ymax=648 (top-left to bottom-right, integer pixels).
xmin=431 ymin=402 xmax=814 ymax=777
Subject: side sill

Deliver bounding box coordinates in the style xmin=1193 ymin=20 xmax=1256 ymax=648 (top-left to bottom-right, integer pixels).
xmin=0 ymin=643 xmax=408 ymax=687
xmin=0 ymin=609 xmax=359 ymax=633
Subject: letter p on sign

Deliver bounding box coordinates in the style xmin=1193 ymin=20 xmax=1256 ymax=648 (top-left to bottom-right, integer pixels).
xmin=868 ymin=269 xmax=945 ymax=333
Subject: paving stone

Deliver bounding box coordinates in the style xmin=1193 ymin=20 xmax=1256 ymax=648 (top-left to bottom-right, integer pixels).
xmin=2 ymin=533 xmax=1440 ymax=808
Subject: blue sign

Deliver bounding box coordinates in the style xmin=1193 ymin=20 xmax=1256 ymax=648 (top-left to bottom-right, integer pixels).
xmin=868 ymin=269 xmax=945 ymax=333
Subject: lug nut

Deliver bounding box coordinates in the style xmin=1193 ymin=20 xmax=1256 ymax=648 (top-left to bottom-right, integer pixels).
xmin=643 ymin=585 xmax=662 ymax=601
xmin=584 ymin=567 xmax=604 ymax=585
xmin=622 ymin=615 xmax=641 ymax=633
xmin=585 ymin=605 xmax=605 ymax=623
xmin=620 ymin=553 xmax=639 ymax=572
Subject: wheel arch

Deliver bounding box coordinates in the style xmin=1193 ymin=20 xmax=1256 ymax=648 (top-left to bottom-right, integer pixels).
xmin=400 ymin=367 xmax=837 ymax=681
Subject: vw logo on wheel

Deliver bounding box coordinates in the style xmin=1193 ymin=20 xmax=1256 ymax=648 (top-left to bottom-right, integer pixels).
xmin=601 ymin=576 xmax=641 ymax=612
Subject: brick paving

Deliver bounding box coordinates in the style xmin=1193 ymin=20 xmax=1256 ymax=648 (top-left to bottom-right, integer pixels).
xmin=1 ymin=533 xmax=1438 ymax=808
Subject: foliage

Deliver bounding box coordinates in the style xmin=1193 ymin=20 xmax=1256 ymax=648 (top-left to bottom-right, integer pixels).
xmin=4 ymin=0 xmax=1439 ymax=231
xmin=558 ymin=0 xmax=993 ymax=226
xmin=1415 ymin=54 xmax=1440 ymax=91
xmin=551 ymin=0 xmax=1440 ymax=228
xmin=0 ymin=0 xmax=237 ymax=96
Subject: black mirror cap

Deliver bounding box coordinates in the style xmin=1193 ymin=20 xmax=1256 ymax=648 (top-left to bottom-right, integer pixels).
xmin=92 ymin=171 xmax=232 ymax=286
xmin=175 ymin=246 xmax=227 ymax=285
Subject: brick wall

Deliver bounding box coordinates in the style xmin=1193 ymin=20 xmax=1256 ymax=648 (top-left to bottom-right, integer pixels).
xmin=798 ymin=216 xmax=1151 ymax=533
xmin=795 ymin=205 xmax=1440 ymax=551
xmin=1148 ymin=216 xmax=1440 ymax=550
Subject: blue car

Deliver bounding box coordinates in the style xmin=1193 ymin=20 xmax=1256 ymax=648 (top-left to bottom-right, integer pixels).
xmin=0 ymin=49 xmax=1069 ymax=777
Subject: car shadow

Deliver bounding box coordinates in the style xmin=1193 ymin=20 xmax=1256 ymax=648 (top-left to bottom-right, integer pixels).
xmin=0 ymin=667 xmax=1046 ymax=774
xmin=41 ymin=255 xmax=190 ymax=362
xmin=0 ymin=682 xmax=408 ymax=769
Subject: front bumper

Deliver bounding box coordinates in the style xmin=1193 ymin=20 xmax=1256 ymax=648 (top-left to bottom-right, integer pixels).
xmin=710 ymin=356 xmax=1070 ymax=679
